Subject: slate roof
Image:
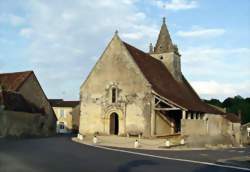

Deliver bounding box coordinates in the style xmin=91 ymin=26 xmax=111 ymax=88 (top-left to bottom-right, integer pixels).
xmin=0 ymin=71 xmax=33 ymax=91
xmin=49 ymin=99 xmax=79 ymax=107
xmin=123 ymin=42 xmax=222 ymax=114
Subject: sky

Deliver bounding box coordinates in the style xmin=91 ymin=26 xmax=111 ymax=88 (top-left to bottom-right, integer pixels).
xmin=0 ymin=0 xmax=249 ymax=101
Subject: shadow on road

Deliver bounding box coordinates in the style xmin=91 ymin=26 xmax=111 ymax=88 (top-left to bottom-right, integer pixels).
xmin=117 ymin=159 xmax=158 ymax=172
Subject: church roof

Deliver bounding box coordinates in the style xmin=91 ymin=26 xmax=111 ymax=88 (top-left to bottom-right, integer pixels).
xmin=154 ymin=17 xmax=174 ymax=54
xmin=0 ymin=71 xmax=33 ymax=91
xmin=123 ymin=42 xmax=222 ymax=114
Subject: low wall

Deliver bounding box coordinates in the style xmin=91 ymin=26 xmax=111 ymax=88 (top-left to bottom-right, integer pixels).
xmin=0 ymin=110 xmax=45 ymax=137
xmin=181 ymin=114 xmax=241 ymax=146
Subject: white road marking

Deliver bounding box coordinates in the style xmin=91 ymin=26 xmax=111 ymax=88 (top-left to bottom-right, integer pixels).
xmin=83 ymin=143 xmax=250 ymax=171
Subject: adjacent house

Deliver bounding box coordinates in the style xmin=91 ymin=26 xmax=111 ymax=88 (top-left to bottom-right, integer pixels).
xmin=0 ymin=71 xmax=56 ymax=137
xmin=49 ymin=99 xmax=80 ymax=134
xmin=79 ymin=18 xmax=241 ymax=145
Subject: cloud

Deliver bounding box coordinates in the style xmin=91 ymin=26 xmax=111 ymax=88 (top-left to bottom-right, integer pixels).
xmin=181 ymin=46 xmax=250 ymax=99
xmin=19 ymin=28 xmax=34 ymax=38
xmin=177 ymin=27 xmax=225 ymax=38
xmin=190 ymin=80 xmax=250 ymax=100
xmin=182 ymin=47 xmax=250 ymax=63
xmin=154 ymin=0 xmax=198 ymax=10
xmin=0 ymin=14 xmax=25 ymax=26
xmin=121 ymin=25 xmax=158 ymax=40
xmin=8 ymin=0 xmax=156 ymax=99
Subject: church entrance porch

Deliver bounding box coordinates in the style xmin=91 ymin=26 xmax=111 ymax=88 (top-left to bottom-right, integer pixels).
xmin=110 ymin=112 xmax=119 ymax=135
xmin=103 ymin=109 xmax=125 ymax=136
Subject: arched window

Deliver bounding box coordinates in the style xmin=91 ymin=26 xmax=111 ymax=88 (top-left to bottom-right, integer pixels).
xmin=111 ymin=87 xmax=117 ymax=103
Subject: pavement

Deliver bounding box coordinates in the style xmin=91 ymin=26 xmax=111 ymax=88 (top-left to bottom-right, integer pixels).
xmin=0 ymin=136 xmax=249 ymax=172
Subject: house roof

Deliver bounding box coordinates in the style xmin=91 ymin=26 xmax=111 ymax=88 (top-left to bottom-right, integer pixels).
xmin=49 ymin=99 xmax=79 ymax=107
xmin=0 ymin=90 xmax=44 ymax=113
xmin=123 ymin=42 xmax=222 ymax=114
xmin=224 ymin=113 xmax=241 ymax=123
xmin=0 ymin=71 xmax=33 ymax=91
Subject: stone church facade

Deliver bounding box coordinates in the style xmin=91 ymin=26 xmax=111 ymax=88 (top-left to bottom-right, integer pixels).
xmin=79 ymin=18 xmax=241 ymax=144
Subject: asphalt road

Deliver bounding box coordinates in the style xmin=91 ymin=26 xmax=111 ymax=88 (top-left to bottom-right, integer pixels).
xmin=0 ymin=136 xmax=249 ymax=172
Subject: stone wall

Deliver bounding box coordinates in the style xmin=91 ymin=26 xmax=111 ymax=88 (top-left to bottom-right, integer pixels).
xmin=72 ymin=104 xmax=80 ymax=132
xmin=0 ymin=110 xmax=45 ymax=137
xmin=18 ymin=74 xmax=56 ymax=135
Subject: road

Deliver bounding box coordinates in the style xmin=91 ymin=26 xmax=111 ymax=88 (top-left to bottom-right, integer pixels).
xmin=0 ymin=136 xmax=249 ymax=172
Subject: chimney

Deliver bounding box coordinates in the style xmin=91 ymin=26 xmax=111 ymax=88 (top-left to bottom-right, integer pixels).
xmin=238 ymin=110 xmax=242 ymax=124
xmin=149 ymin=43 xmax=153 ymax=53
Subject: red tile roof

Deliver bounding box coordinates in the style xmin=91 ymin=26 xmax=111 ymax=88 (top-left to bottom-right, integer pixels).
xmin=224 ymin=113 xmax=241 ymax=123
xmin=123 ymin=42 xmax=222 ymax=114
xmin=0 ymin=71 xmax=33 ymax=91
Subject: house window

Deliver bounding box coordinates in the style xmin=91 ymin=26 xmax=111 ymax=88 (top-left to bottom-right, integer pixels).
xmin=59 ymin=122 xmax=64 ymax=129
xmin=112 ymin=87 xmax=117 ymax=103
xmin=60 ymin=109 xmax=64 ymax=117
xmin=247 ymin=127 xmax=250 ymax=137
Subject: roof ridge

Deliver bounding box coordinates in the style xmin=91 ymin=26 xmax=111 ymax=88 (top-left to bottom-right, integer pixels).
xmin=122 ymin=41 xmax=168 ymax=66
xmin=0 ymin=70 xmax=33 ymax=76
xmin=0 ymin=71 xmax=34 ymax=91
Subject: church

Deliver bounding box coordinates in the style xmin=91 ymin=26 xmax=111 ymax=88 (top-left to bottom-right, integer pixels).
xmin=79 ymin=18 xmax=240 ymax=143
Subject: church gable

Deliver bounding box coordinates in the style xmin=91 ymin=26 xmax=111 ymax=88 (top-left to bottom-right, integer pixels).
xmin=80 ymin=33 xmax=150 ymax=96
xmin=79 ymin=33 xmax=153 ymax=136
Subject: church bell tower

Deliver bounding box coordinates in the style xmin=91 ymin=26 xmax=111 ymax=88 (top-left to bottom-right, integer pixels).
xmin=149 ymin=17 xmax=182 ymax=82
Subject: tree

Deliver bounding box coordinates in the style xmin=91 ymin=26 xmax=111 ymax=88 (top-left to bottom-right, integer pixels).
xmin=205 ymin=96 xmax=250 ymax=124
xmin=204 ymin=99 xmax=222 ymax=107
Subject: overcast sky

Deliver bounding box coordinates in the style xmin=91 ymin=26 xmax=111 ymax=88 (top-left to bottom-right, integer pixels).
xmin=0 ymin=0 xmax=249 ymax=100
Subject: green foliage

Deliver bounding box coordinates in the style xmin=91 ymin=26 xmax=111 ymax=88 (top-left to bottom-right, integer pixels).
xmin=204 ymin=96 xmax=250 ymax=124
xmin=204 ymin=99 xmax=222 ymax=107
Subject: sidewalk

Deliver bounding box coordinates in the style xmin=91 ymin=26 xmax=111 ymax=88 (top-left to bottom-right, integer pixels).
xmin=72 ymin=135 xmax=207 ymax=150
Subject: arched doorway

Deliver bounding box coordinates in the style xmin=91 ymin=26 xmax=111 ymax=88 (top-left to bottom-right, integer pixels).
xmin=110 ymin=113 xmax=119 ymax=135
